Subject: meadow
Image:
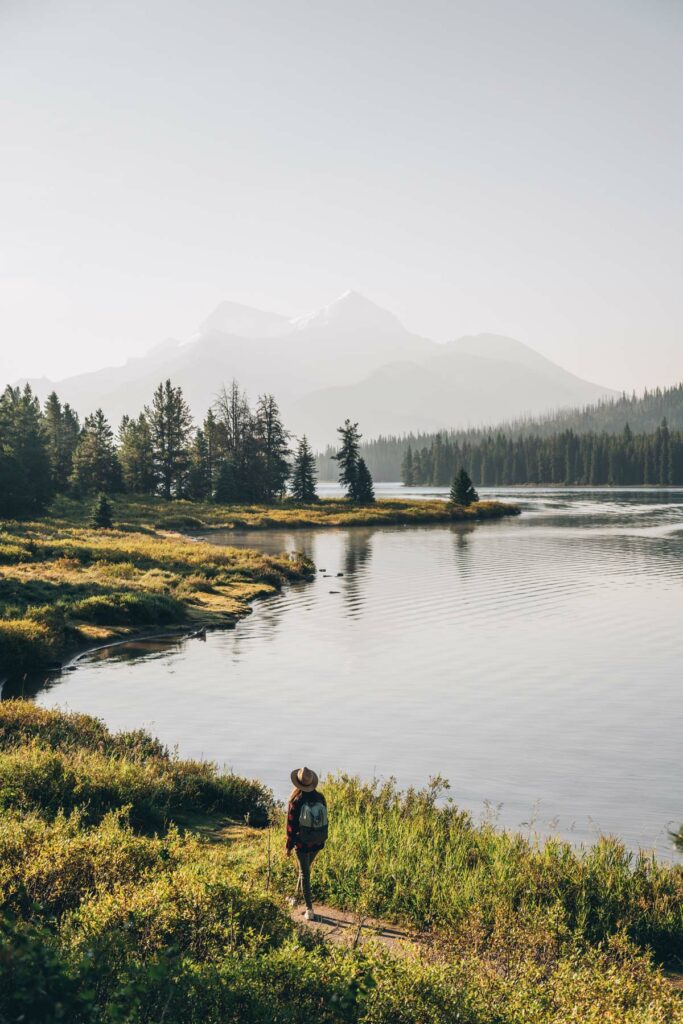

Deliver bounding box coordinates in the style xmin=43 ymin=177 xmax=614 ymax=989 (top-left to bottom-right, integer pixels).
xmin=0 ymin=495 xmax=517 ymax=676
xmin=0 ymin=702 xmax=681 ymax=1023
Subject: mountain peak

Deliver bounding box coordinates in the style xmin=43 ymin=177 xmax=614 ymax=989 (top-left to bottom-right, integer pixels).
xmin=290 ymin=290 xmax=405 ymax=333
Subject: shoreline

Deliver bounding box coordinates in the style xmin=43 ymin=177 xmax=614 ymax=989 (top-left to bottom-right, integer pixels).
xmin=0 ymin=496 xmax=519 ymax=682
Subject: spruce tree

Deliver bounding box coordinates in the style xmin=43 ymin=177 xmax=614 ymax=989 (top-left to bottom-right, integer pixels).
xmin=213 ymin=380 xmax=255 ymax=502
xmin=44 ymin=392 xmax=80 ymax=492
xmin=187 ymin=428 xmax=212 ymax=500
xmin=0 ymin=384 xmax=52 ymax=516
xmin=70 ymin=409 xmax=121 ymax=495
xmin=118 ymin=414 xmax=155 ymax=494
xmin=255 ymin=393 xmax=290 ymax=502
xmin=145 ymin=380 xmax=193 ymax=499
xmin=355 ymin=457 xmax=375 ymax=503
xmin=213 ymin=457 xmax=239 ymax=504
xmin=401 ymin=445 xmax=414 ymax=486
xmin=90 ymin=492 xmax=113 ymax=529
xmin=450 ymin=467 xmax=478 ymax=506
xmin=334 ymin=419 xmax=362 ymax=500
xmin=290 ymin=436 xmax=318 ymax=503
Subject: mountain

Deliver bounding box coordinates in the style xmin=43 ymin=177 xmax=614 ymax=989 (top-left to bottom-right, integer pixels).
xmin=20 ymin=293 xmax=615 ymax=448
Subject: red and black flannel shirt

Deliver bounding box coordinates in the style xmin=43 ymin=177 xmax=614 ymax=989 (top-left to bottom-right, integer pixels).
xmin=286 ymin=790 xmax=327 ymax=853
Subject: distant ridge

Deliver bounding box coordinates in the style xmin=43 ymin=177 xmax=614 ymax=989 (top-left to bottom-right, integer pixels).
xmin=18 ymin=291 xmax=616 ymax=449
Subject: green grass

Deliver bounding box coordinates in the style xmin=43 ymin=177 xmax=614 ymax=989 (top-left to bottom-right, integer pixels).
xmin=0 ymin=499 xmax=314 ymax=675
xmin=265 ymin=775 xmax=683 ymax=963
xmin=115 ymin=493 xmax=520 ymax=531
xmin=0 ymin=703 xmax=681 ymax=1023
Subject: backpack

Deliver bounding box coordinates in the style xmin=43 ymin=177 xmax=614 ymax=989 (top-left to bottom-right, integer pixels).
xmin=299 ymin=798 xmax=328 ymax=845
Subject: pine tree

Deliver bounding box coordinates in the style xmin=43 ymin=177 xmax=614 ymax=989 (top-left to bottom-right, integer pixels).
xmin=118 ymin=414 xmax=155 ymax=494
xmin=213 ymin=457 xmax=239 ymax=504
xmin=334 ymin=419 xmax=362 ymax=500
xmin=70 ymin=409 xmax=121 ymax=495
xmin=255 ymin=393 xmax=290 ymax=502
xmin=450 ymin=467 xmax=478 ymax=506
xmin=145 ymin=380 xmax=193 ymax=499
xmin=0 ymin=384 xmax=52 ymax=516
xmin=187 ymin=428 xmax=212 ymax=500
xmin=43 ymin=392 xmax=80 ymax=492
xmin=290 ymin=436 xmax=318 ymax=503
xmin=90 ymin=492 xmax=113 ymax=529
xmin=213 ymin=380 xmax=256 ymax=502
xmin=355 ymin=457 xmax=375 ymax=503
xmin=401 ymin=444 xmax=414 ymax=486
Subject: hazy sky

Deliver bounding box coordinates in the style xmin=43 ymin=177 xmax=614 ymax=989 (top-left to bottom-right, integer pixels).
xmin=1 ymin=0 xmax=681 ymax=391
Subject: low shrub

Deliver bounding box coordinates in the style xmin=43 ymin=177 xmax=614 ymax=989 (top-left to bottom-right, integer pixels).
xmin=69 ymin=592 xmax=184 ymax=626
xmin=0 ymin=618 xmax=54 ymax=672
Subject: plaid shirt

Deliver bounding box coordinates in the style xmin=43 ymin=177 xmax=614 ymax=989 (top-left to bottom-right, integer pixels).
xmin=286 ymin=791 xmax=327 ymax=852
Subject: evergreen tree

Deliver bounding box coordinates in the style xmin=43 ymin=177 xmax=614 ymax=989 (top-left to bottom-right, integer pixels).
xmin=213 ymin=380 xmax=255 ymax=502
xmin=355 ymin=457 xmax=375 ymax=503
xmin=255 ymin=393 xmax=290 ymax=502
xmin=290 ymin=436 xmax=318 ymax=503
xmin=43 ymin=392 xmax=80 ymax=492
xmin=450 ymin=467 xmax=479 ymax=506
xmin=90 ymin=492 xmax=113 ymax=529
xmin=334 ymin=419 xmax=362 ymax=500
xmin=145 ymin=380 xmax=193 ymax=499
xmin=0 ymin=384 xmax=52 ymax=516
xmin=213 ymin=457 xmax=239 ymax=504
xmin=118 ymin=414 xmax=155 ymax=494
xmin=187 ymin=428 xmax=212 ymax=501
xmin=70 ymin=409 xmax=121 ymax=495
xmin=401 ymin=444 xmax=414 ymax=486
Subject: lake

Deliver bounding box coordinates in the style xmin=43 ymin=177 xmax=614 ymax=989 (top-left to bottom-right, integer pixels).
xmin=28 ymin=486 xmax=683 ymax=858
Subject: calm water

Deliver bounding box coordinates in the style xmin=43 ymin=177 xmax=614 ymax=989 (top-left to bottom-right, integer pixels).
xmin=28 ymin=487 xmax=683 ymax=857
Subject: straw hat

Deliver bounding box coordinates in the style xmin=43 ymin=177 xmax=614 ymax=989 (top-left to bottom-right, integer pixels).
xmin=290 ymin=766 xmax=318 ymax=792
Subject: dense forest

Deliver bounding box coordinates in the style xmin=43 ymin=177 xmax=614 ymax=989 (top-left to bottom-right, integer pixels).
xmin=0 ymin=380 xmax=374 ymax=517
xmin=399 ymin=422 xmax=683 ymax=487
xmin=317 ymin=381 xmax=683 ymax=481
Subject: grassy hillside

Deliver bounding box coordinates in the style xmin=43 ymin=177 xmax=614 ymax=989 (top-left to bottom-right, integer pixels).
xmin=0 ymin=702 xmax=681 ymax=1023
xmin=0 ymin=495 xmax=517 ymax=677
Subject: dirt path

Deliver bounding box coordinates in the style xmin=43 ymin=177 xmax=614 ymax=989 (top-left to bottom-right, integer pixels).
xmin=288 ymin=900 xmax=422 ymax=954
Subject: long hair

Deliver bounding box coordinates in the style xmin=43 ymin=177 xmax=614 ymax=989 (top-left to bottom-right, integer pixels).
xmin=288 ymin=786 xmax=302 ymax=804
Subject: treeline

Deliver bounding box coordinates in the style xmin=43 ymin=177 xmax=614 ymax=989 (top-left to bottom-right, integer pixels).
xmin=401 ymin=422 xmax=683 ymax=487
xmin=318 ymin=380 xmax=683 ymax=480
xmin=0 ymin=380 xmax=377 ymax=517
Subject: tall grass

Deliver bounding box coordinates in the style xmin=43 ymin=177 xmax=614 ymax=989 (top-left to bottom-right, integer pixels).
xmin=271 ymin=775 xmax=683 ymax=963
xmin=0 ymin=705 xmax=680 ymax=1023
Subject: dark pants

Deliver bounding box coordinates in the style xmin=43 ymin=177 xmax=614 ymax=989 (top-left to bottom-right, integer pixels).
xmin=295 ymin=848 xmax=320 ymax=909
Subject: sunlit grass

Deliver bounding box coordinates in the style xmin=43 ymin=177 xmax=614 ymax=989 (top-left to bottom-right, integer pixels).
xmin=0 ymin=498 xmax=314 ymax=674
xmin=0 ymin=703 xmax=681 ymax=1023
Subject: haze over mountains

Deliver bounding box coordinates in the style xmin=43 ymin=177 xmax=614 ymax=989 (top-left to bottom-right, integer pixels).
xmin=23 ymin=292 xmax=616 ymax=448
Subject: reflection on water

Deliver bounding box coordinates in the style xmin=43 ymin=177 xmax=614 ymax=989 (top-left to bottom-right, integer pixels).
xmin=23 ymin=488 xmax=683 ymax=857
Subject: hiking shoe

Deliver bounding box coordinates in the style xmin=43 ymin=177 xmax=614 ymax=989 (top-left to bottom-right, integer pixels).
xmin=304 ymin=908 xmax=316 ymax=922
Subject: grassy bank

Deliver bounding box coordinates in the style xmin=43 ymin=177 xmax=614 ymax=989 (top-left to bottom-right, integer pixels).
xmin=0 ymin=704 xmax=681 ymax=1023
xmin=0 ymin=497 xmax=314 ymax=677
xmin=0 ymin=494 xmax=517 ymax=677
xmin=111 ymin=493 xmax=521 ymax=532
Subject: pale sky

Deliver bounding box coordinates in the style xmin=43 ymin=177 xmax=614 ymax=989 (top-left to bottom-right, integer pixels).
xmin=1 ymin=0 xmax=681 ymax=391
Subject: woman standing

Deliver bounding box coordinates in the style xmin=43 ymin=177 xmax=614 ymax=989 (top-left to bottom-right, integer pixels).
xmin=286 ymin=766 xmax=328 ymax=921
